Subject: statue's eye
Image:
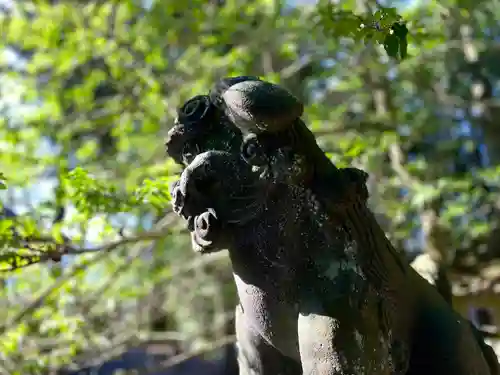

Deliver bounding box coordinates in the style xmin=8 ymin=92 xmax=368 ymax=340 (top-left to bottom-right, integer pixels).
xmin=242 ymin=141 xmax=258 ymax=159
xmin=241 ymin=136 xmax=266 ymax=166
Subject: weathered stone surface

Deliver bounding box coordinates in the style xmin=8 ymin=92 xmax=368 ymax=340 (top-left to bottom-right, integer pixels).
xmin=166 ymin=76 xmax=499 ymax=375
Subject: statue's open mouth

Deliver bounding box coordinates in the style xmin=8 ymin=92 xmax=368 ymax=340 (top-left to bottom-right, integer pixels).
xmin=171 ymin=180 xmax=224 ymax=253
xmin=171 ymin=150 xmax=272 ymax=254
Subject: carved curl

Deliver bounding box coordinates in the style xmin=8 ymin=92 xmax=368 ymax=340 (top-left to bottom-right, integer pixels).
xmin=191 ymin=209 xmax=222 ymax=254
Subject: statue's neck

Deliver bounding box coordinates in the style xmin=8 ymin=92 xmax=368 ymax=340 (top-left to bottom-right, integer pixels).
xmin=290 ymin=119 xmax=348 ymax=197
xmin=328 ymin=197 xmax=408 ymax=280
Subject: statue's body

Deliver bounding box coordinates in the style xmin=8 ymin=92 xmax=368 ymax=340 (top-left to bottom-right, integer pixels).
xmin=166 ymin=77 xmax=499 ymax=375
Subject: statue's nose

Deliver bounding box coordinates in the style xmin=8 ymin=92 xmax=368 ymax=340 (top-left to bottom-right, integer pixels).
xmin=165 ymin=127 xmax=201 ymax=166
xmin=165 ymin=127 xmax=185 ymax=163
xmin=165 ymin=127 xmax=176 ymax=150
xmin=171 ymin=181 xmax=185 ymax=215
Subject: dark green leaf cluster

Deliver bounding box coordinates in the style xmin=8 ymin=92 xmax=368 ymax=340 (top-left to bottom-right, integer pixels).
xmin=317 ymin=4 xmax=409 ymax=60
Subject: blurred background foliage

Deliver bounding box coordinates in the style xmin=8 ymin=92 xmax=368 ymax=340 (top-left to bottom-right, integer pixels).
xmin=0 ymin=0 xmax=500 ymax=373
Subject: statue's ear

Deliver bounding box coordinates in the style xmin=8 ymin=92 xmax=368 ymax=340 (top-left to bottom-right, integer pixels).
xmin=343 ymin=167 xmax=369 ymax=184
xmin=341 ymin=167 xmax=370 ymax=201
xmin=241 ymin=134 xmax=267 ymax=166
xmin=209 ymin=76 xmax=261 ymax=108
xmin=221 ymin=80 xmax=304 ymax=134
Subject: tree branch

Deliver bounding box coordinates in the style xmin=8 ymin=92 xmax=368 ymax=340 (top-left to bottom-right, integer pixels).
xmin=0 ymin=224 xmax=175 ymax=334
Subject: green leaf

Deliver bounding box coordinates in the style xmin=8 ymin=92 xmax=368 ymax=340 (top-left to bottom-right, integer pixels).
xmin=411 ymin=185 xmax=440 ymax=208
xmin=0 ymin=181 xmax=6 ymax=190
xmin=392 ymin=22 xmax=409 ymax=59
xmin=384 ymin=33 xmax=400 ymax=59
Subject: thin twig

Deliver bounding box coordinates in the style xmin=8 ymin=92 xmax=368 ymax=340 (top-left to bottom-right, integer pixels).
xmin=144 ymin=334 xmax=237 ymax=375
xmin=0 ymin=228 xmax=174 ymax=334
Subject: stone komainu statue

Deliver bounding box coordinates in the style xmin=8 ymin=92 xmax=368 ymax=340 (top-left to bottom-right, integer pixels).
xmin=166 ymin=76 xmax=499 ymax=375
